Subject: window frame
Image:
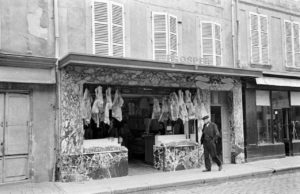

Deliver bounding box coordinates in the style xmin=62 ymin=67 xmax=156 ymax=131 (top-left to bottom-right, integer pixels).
xmin=200 ymin=21 xmax=222 ymax=66
xmin=249 ymin=12 xmax=269 ymax=65
xmin=92 ymin=0 xmax=125 ymax=57
xmin=284 ymin=20 xmax=300 ymax=67
xmin=151 ymin=12 xmax=178 ymax=61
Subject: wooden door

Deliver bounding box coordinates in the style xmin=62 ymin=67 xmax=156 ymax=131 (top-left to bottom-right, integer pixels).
xmin=3 ymin=93 xmax=30 ymax=182
xmin=0 ymin=94 xmax=4 ymax=182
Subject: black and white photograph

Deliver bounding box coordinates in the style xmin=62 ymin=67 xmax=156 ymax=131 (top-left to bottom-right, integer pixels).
xmin=0 ymin=0 xmax=300 ymax=193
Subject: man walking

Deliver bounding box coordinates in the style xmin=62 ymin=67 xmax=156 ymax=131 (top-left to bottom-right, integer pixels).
xmin=200 ymin=115 xmax=222 ymax=172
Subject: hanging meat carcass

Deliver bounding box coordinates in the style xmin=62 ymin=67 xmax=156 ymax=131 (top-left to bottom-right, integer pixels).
xmin=159 ymin=97 xmax=170 ymax=122
xmin=81 ymin=88 xmax=92 ymax=126
xmin=178 ymin=90 xmax=188 ymax=123
xmin=152 ymin=98 xmax=161 ymax=119
xmin=169 ymin=92 xmax=179 ymax=121
xmin=185 ymin=90 xmax=195 ymax=120
xmin=104 ymin=87 xmax=113 ymax=125
xmin=112 ymin=89 xmax=124 ymax=122
xmin=92 ymin=86 xmax=104 ymax=127
xmin=193 ymin=88 xmax=202 ymax=120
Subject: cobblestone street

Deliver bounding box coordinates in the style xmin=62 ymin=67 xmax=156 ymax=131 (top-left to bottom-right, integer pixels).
xmin=151 ymin=171 xmax=300 ymax=194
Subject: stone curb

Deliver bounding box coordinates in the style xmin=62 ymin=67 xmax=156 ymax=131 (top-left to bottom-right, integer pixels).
xmin=86 ymin=166 xmax=300 ymax=194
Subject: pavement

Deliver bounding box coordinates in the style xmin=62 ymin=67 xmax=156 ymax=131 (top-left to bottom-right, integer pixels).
xmin=1 ymin=156 xmax=300 ymax=194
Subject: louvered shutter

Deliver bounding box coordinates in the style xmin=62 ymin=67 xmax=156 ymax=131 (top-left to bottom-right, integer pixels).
xmin=153 ymin=13 xmax=167 ymax=61
xmin=215 ymin=24 xmax=222 ymax=66
xmin=293 ymin=23 xmax=300 ymax=67
xmin=201 ymin=22 xmax=214 ymax=65
xmin=111 ymin=3 xmax=124 ymax=57
xmin=260 ymin=15 xmax=268 ymax=64
xmin=250 ymin=13 xmax=260 ymax=63
xmin=285 ymin=21 xmax=293 ymax=66
xmin=93 ymin=1 xmax=109 ymax=55
xmin=169 ymin=15 xmax=178 ymax=61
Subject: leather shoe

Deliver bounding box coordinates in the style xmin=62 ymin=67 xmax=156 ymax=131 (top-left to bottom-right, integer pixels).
xmin=202 ymin=169 xmax=211 ymax=172
xmin=218 ymin=165 xmax=222 ymax=171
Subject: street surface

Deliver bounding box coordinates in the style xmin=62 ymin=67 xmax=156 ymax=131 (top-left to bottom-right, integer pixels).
xmin=149 ymin=171 xmax=300 ymax=194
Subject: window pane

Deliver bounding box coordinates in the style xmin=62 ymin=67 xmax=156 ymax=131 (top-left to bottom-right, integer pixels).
xmin=272 ymin=91 xmax=289 ymax=109
xmin=256 ymin=90 xmax=270 ymax=106
xmin=203 ymin=55 xmax=213 ymax=66
xmin=291 ymin=107 xmax=300 ymax=140
xmin=257 ymin=106 xmax=272 ymax=144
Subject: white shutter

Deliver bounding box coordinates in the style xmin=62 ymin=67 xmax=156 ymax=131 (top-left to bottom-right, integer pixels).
xmin=201 ymin=22 xmax=214 ymax=65
xmin=111 ymin=3 xmax=124 ymax=57
xmin=293 ymin=23 xmax=300 ymax=67
xmin=285 ymin=21 xmax=293 ymax=66
xmin=153 ymin=13 xmax=167 ymax=61
xmin=260 ymin=15 xmax=268 ymax=64
xmin=169 ymin=15 xmax=178 ymax=61
xmin=250 ymin=13 xmax=260 ymax=63
xmin=93 ymin=1 xmax=109 ymax=55
xmin=215 ymin=23 xmax=222 ymax=66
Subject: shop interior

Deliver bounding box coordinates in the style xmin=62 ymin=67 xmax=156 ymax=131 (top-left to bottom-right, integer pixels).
xmin=82 ymin=84 xmax=226 ymax=174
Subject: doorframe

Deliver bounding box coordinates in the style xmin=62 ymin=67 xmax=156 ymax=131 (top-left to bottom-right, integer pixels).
xmin=0 ymin=90 xmax=33 ymax=183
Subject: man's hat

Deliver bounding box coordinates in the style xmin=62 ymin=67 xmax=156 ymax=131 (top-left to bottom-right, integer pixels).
xmin=202 ymin=115 xmax=209 ymax=120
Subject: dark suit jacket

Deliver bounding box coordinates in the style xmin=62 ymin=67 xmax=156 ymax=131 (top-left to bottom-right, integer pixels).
xmin=201 ymin=122 xmax=220 ymax=144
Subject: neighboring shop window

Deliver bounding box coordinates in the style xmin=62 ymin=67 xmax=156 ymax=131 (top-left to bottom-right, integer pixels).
xmin=256 ymin=90 xmax=271 ymax=144
xmin=249 ymin=13 xmax=269 ymax=65
xmin=291 ymin=92 xmax=300 ymax=140
xmin=271 ymin=91 xmax=289 ymax=143
xmin=284 ymin=20 xmax=300 ymax=67
xmin=201 ymin=22 xmax=222 ymax=66
xmin=92 ymin=0 xmax=124 ymax=57
xmin=152 ymin=12 xmax=178 ymax=61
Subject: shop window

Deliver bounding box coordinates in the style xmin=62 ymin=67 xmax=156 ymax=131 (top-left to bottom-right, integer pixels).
xmin=291 ymin=92 xmax=300 ymax=140
xmin=256 ymin=90 xmax=272 ymax=144
xmin=152 ymin=12 xmax=178 ymax=61
xmin=271 ymin=91 xmax=289 ymax=143
xmin=92 ymin=0 xmax=125 ymax=57
xmin=249 ymin=13 xmax=269 ymax=65
xmin=201 ymin=22 xmax=222 ymax=66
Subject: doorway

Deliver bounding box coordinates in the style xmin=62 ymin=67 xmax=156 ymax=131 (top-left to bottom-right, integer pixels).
xmin=211 ymin=106 xmax=222 ymax=161
xmin=0 ymin=93 xmax=30 ymax=183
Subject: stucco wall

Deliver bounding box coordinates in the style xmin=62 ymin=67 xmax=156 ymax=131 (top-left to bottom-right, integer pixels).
xmin=58 ymin=0 xmax=234 ymax=67
xmin=238 ymin=0 xmax=300 ymax=72
xmin=0 ymin=0 xmax=55 ymax=57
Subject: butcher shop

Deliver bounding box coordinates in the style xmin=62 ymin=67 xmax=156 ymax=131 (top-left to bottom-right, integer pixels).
xmin=56 ymin=53 xmax=261 ymax=182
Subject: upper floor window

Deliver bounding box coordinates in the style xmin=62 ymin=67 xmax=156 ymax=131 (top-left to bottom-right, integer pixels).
xmin=284 ymin=20 xmax=300 ymax=67
xmin=249 ymin=13 xmax=269 ymax=65
xmin=152 ymin=12 xmax=178 ymax=61
xmin=92 ymin=0 xmax=124 ymax=57
xmin=200 ymin=22 xmax=222 ymax=66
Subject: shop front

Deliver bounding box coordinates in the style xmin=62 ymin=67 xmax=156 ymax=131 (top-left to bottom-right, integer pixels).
xmin=244 ymin=75 xmax=300 ymax=161
xmin=57 ymin=53 xmax=261 ymax=182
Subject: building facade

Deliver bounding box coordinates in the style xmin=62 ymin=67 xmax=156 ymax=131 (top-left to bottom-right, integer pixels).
xmin=0 ymin=0 xmax=57 ymax=182
xmin=237 ymin=0 xmax=300 ymax=160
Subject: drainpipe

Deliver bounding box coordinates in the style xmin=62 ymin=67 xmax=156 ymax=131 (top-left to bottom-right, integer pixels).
xmin=53 ymin=0 xmax=60 ymax=182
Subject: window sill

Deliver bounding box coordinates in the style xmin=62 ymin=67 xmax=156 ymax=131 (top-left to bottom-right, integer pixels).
xmin=257 ymin=142 xmax=284 ymax=146
xmin=285 ymin=66 xmax=300 ymax=72
xmin=250 ymin=63 xmax=272 ymax=69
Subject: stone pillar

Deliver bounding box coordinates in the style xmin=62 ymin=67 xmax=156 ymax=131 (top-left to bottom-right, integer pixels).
xmin=231 ymin=84 xmax=245 ymax=163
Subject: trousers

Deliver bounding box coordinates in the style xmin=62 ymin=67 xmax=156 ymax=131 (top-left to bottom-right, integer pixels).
xmin=203 ymin=139 xmax=222 ymax=170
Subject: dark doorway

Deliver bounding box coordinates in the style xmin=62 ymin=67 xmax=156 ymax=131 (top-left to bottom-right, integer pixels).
xmin=211 ymin=106 xmax=222 ymax=161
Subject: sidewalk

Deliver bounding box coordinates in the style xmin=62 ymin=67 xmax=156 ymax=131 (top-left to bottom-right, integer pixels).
xmin=1 ymin=156 xmax=300 ymax=194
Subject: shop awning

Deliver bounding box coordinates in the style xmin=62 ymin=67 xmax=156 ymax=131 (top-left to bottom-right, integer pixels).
xmin=58 ymin=53 xmax=262 ymax=78
xmin=256 ymin=77 xmax=300 ymax=87
xmin=0 ymin=52 xmax=56 ymax=84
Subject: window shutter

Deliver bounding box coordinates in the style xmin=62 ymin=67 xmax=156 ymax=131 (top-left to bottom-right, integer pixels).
xmin=260 ymin=15 xmax=268 ymax=64
xmin=93 ymin=1 xmax=109 ymax=55
xmin=285 ymin=21 xmax=293 ymax=66
xmin=169 ymin=15 xmax=178 ymax=61
xmin=215 ymin=24 xmax=221 ymax=66
xmin=111 ymin=3 xmax=124 ymax=57
xmin=250 ymin=13 xmax=260 ymax=63
xmin=201 ymin=22 xmax=214 ymax=65
xmin=293 ymin=23 xmax=300 ymax=67
xmin=152 ymin=13 xmax=167 ymax=61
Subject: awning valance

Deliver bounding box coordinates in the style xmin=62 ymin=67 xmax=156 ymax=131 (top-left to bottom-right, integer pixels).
xmin=256 ymin=77 xmax=300 ymax=88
